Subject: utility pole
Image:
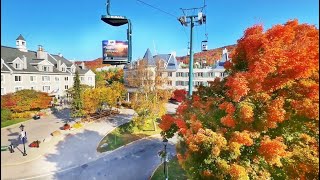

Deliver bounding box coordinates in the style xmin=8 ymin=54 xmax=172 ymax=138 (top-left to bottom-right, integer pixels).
xmin=178 ymin=8 xmax=206 ymax=97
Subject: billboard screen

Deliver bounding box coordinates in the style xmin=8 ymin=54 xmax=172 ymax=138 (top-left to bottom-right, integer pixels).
xmin=102 ymin=40 xmax=128 ymax=61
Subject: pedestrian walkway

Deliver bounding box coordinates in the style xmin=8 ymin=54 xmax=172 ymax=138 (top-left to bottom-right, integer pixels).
xmin=1 ymin=108 xmax=134 ymax=166
xmin=1 ymin=108 xmax=135 ymax=180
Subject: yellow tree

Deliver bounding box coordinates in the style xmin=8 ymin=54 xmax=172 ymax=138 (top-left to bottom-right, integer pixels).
xmin=126 ymin=57 xmax=171 ymax=130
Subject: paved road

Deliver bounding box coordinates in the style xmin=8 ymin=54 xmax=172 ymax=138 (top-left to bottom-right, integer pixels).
xmin=32 ymin=137 xmax=177 ymax=180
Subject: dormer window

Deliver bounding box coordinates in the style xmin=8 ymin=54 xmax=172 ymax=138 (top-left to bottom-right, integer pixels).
xmin=15 ymin=63 xmax=22 ymax=69
xmin=43 ymin=66 xmax=49 ymax=72
xmin=62 ymin=67 xmax=66 ymax=72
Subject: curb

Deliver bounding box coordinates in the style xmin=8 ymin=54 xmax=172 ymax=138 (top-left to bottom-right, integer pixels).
xmin=1 ymin=118 xmax=34 ymax=130
xmin=149 ymin=161 xmax=164 ymax=180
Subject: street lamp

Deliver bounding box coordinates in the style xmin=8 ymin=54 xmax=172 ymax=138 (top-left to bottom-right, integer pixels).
xmin=19 ymin=124 xmax=27 ymax=156
xmin=163 ymin=137 xmax=168 ymax=180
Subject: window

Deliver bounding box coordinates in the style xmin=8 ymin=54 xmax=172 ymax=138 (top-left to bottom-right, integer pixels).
xmin=208 ymin=72 xmax=214 ymax=77
xmin=65 ymin=77 xmax=69 ymax=81
xmin=62 ymin=67 xmax=66 ymax=72
xmin=15 ymin=86 xmax=22 ymax=92
xmin=65 ymin=85 xmax=69 ymax=90
xmin=42 ymin=76 xmax=50 ymax=81
xmin=30 ymin=76 xmax=36 ymax=82
xmin=176 ymin=81 xmax=185 ymax=86
xmin=55 ymin=77 xmax=60 ymax=81
xmin=167 ymin=72 xmax=172 ymax=77
xmin=22 ymin=42 xmax=25 ymax=45
xmin=80 ymin=77 xmax=84 ymax=81
xmin=1 ymin=88 xmax=5 ymax=95
xmin=43 ymin=66 xmax=49 ymax=72
xmin=167 ymin=81 xmax=172 ymax=86
xmin=1 ymin=75 xmax=4 ymax=82
xmin=197 ymin=72 xmax=203 ymax=77
xmin=88 ymin=77 xmax=92 ymax=81
xmin=30 ymin=86 xmax=36 ymax=90
xmin=15 ymin=76 xmax=22 ymax=82
xmin=176 ymin=72 xmax=183 ymax=77
xmin=42 ymin=86 xmax=50 ymax=92
xmin=15 ymin=63 xmax=21 ymax=69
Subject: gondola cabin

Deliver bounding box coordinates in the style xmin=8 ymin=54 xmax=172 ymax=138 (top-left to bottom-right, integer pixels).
xmin=201 ymin=40 xmax=208 ymax=51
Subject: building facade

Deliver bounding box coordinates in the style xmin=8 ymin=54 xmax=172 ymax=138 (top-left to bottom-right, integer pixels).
xmin=1 ymin=35 xmax=95 ymax=99
xmin=124 ymin=48 xmax=230 ymax=94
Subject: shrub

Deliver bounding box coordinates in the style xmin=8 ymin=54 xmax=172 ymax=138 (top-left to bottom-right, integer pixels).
xmin=1 ymin=109 xmax=12 ymax=122
xmin=72 ymin=122 xmax=83 ymax=129
xmin=11 ymin=112 xmax=32 ymax=119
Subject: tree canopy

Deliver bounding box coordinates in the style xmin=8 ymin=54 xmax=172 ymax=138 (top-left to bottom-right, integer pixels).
xmin=159 ymin=20 xmax=319 ymax=179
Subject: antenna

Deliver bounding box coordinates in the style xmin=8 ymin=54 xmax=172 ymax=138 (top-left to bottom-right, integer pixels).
xmin=153 ymin=40 xmax=158 ymax=55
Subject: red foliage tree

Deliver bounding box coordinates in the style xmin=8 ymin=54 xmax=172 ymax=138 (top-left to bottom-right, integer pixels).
xmin=172 ymin=89 xmax=187 ymax=102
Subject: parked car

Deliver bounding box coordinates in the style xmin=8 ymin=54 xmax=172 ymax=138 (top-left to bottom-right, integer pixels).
xmin=168 ymin=98 xmax=179 ymax=105
xmin=33 ymin=114 xmax=40 ymax=120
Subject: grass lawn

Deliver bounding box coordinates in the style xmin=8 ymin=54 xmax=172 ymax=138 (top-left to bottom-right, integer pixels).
xmin=151 ymin=156 xmax=187 ymax=180
xmin=97 ymin=119 xmax=162 ymax=152
xmin=1 ymin=118 xmax=29 ymax=128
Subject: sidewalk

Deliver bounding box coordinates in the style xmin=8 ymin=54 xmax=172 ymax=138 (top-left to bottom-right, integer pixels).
xmin=1 ymin=108 xmax=134 ymax=166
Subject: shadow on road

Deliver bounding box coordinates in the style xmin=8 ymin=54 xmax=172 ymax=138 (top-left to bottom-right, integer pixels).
xmin=51 ymin=107 xmax=74 ymax=124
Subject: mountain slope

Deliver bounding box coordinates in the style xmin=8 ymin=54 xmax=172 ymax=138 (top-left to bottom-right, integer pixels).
xmin=176 ymin=44 xmax=236 ymax=65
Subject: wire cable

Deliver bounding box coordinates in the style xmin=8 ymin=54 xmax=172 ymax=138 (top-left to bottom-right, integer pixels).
xmin=136 ymin=0 xmax=178 ymax=18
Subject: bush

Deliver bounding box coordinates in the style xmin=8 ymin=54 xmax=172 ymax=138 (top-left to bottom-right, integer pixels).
xmin=11 ymin=112 xmax=32 ymax=119
xmin=72 ymin=122 xmax=83 ymax=129
xmin=1 ymin=109 xmax=12 ymax=122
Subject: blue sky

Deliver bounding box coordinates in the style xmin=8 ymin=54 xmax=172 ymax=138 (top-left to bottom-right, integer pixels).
xmin=1 ymin=0 xmax=319 ymax=61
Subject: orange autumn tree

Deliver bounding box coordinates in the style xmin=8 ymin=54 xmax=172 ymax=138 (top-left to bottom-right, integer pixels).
xmin=159 ymin=20 xmax=319 ymax=179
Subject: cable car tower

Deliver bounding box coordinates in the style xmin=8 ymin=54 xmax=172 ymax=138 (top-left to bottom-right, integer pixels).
xmin=178 ymin=3 xmax=207 ymax=97
xmin=101 ymin=0 xmax=132 ymax=65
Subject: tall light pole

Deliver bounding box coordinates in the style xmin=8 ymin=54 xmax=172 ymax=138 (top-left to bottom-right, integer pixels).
xmin=178 ymin=8 xmax=206 ymax=97
xmin=19 ymin=124 xmax=27 ymax=156
xmin=163 ymin=137 xmax=168 ymax=180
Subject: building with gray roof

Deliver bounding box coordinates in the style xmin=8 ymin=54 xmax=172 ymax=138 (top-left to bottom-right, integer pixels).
xmin=1 ymin=35 xmax=95 ymax=98
xmin=123 ymin=48 xmax=229 ymax=96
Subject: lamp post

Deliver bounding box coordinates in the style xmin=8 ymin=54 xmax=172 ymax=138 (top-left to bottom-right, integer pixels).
xmin=19 ymin=124 xmax=27 ymax=156
xmin=163 ymin=137 xmax=168 ymax=180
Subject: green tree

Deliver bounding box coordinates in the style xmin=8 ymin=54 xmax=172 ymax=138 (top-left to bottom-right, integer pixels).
xmin=70 ymin=70 xmax=84 ymax=117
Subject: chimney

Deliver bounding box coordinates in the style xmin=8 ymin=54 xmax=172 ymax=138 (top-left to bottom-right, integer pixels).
xmin=37 ymin=45 xmax=48 ymax=60
xmin=80 ymin=61 xmax=85 ymax=69
xmin=58 ymin=53 xmax=63 ymax=57
xmin=57 ymin=59 xmax=61 ymax=71
xmin=22 ymin=55 xmax=27 ymax=69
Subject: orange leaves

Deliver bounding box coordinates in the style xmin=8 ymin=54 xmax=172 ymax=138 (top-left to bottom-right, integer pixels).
xmin=225 ymin=73 xmax=250 ymax=102
xmin=258 ymin=136 xmax=288 ymax=167
xmin=219 ymin=102 xmax=236 ymax=114
xmin=230 ymin=131 xmax=253 ymax=146
xmin=239 ymin=102 xmax=254 ymax=123
xmin=266 ymin=97 xmax=286 ymax=128
xmin=229 ymin=164 xmax=249 ymax=180
xmin=159 ymin=114 xmax=176 ymax=131
xmin=291 ymin=99 xmax=319 ymax=120
xmin=221 ymin=115 xmax=236 ymax=128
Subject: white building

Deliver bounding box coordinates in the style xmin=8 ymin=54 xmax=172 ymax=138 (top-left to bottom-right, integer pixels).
xmin=123 ymin=48 xmax=230 ymax=99
xmin=1 ymin=35 xmax=95 ymax=99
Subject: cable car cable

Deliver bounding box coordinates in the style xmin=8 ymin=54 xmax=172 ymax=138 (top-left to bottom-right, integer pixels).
xmin=136 ymin=0 xmax=178 ymax=18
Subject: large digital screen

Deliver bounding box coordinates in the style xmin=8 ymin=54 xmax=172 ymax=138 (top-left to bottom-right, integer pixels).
xmin=102 ymin=40 xmax=128 ymax=61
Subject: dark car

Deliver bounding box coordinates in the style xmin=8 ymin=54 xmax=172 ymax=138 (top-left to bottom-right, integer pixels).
xmin=168 ymin=98 xmax=179 ymax=105
xmin=33 ymin=114 xmax=40 ymax=120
